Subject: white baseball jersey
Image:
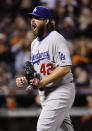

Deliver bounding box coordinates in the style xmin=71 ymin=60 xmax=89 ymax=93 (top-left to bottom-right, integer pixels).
xmin=31 ymin=31 xmax=73 ymax=88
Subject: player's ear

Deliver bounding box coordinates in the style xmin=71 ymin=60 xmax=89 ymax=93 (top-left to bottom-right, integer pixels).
xmin=45 ymin=18 xmax=50 ymax=25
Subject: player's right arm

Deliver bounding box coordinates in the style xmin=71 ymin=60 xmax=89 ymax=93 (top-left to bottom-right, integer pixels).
xmin=16 ymin=76 xmax=28 ymax=88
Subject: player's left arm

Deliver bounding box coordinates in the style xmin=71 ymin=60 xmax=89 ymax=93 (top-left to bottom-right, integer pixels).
xmin=38 ymin=65 xmax=71 ymax=88
xmin=38 ymin=36 xmax=72 ymax=88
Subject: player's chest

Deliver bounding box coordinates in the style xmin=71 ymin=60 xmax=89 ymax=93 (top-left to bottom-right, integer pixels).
xmin=32 ymin=41 xmax=54 ymax=76
xmin=31 ymin=41 xmax=52 ymax=64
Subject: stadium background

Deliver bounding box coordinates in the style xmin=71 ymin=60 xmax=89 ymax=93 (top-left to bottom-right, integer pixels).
xmin=0 ymin=0 xmax=92 ymax=131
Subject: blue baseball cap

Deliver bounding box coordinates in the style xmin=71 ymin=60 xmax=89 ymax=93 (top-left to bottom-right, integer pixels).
xmin=27 ymin=6 xmax=52 ymax=20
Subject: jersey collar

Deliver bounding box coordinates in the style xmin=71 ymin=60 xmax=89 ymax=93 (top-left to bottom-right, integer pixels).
xmin=38 ymin=32 xmax=51 ymax=42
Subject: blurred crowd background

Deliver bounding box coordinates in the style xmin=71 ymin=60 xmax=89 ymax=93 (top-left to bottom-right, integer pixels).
xmin=0 ymin=0 xmax=92 ymax=131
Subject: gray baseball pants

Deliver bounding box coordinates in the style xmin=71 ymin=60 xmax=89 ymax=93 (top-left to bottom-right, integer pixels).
xmin=37 ymin=82 xmax=75 ymax=131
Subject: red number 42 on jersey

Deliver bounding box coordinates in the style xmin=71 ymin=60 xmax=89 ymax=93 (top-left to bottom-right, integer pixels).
xmin=40 ymin=63 xmax=53 ymax=76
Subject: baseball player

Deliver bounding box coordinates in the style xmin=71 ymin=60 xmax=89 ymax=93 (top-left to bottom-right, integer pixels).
xmin=16 ymin=6 xmax=75 ymax=131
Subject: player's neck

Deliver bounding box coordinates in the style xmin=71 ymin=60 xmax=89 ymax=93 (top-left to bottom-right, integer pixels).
xmin=38 ymin=30 xmax=50 ymax=41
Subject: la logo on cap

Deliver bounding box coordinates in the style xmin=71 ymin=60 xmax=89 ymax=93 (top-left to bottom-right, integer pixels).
xmin=33 ymin=8 xmax=37 ymax=13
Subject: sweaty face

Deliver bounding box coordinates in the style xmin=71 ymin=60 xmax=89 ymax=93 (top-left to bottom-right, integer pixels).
xmin=31 ymin=16 xmax=46 ymax=37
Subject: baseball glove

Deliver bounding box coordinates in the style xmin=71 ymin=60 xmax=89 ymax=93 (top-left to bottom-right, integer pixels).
xmin=24 ymin=61 xmax=40 ymax=89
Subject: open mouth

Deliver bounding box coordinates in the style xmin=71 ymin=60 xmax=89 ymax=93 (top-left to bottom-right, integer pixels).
xmin=32 ymin=24 xmax=37 ymax=31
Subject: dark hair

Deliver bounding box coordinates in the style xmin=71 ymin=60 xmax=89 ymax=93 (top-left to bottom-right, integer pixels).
xmin=47 ymin=20 xmax=55 ymax=32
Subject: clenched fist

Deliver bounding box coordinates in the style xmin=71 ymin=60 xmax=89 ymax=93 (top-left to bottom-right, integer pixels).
xmin=16 ymin=76 xmax=28 ymax=88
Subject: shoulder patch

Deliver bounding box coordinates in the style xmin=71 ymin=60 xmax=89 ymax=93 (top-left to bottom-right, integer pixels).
xmin=58 ymin=52 xmax=66 ymax=61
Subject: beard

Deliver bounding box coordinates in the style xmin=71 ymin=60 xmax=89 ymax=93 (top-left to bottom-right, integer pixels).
xmin=32 ymin=23 xmax=45 ymax=38
xmin=37 ymin=24 xmax=45 ymax=38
